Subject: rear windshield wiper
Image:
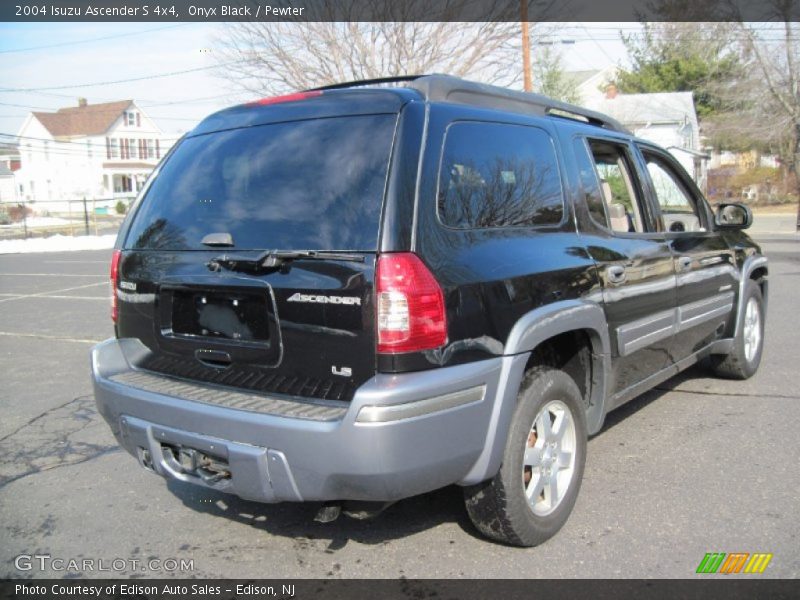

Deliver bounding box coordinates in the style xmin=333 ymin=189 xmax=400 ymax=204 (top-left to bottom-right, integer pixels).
xmin=207 ymin=250 xmax=365 ymax=274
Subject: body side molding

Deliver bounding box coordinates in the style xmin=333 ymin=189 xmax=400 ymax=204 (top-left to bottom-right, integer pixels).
xmin=615 ymin=292 xmax=735 ymax=358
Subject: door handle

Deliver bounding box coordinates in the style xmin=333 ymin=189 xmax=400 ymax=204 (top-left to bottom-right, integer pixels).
xmin=607 ymin=265 xmax=627 ymax=284
xmin=677 ymin=256 xmax=693 ymax=272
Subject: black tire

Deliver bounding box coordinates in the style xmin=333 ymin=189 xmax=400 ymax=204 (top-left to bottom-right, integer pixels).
xmin=709 ymin=280 xmax=765 ymax=380
xmin=463 ymin=367 xmax=587 ymax=547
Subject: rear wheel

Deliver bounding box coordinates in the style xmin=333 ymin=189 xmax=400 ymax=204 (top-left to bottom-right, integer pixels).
xmin=709 ymin=280 xmax=764 ymax=380
xmin=463 ymin=367 xmax=587 ymax=547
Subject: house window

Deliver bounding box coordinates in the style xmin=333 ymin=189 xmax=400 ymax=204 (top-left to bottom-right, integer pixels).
xmin=113 ymin=175 xmax=133 ymax=193
xmin=128 ymin=139 xmax=138 ymax=159
xmin=44 ymin=141 xmax=50 ymax=161
xmin=109 ymin=138 xmax=119 ymax=159
xmin=87 ymin=140 xmax=92 ymax=159
xmin=145 ymin=139 xmax=155 ymax=159
xmin=127 ymin=112 xmax=136 ymax=126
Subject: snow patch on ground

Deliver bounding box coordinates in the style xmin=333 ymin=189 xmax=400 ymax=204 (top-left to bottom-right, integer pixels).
xmin=0 ymin=234 xmax=117 ymax=254
xmin=0 ymin=216 xmax=80 ymax=229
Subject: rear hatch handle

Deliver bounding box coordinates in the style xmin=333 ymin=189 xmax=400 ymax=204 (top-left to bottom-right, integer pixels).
xmin=207 ymin=250 xmax=365 ymax=274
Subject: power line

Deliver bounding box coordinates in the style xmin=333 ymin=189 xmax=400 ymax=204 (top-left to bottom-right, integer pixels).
xmin=0 ymin=141 xmax=174 ymax=159
xmin=1 ymin=132 xmax=182 ymax=147
xmin=0 ymin=23 xmax=192 ymax=54
xmin=0 ymin=134 xmax=181 ymax=159
xmin=0 ymin=60 xmax=244 ymax=93
xmin=1 ymin=141 xmax=164 ymax=158
xmin=141 ymin=94 xmax=236 ymax=107
xmin=0 ymin=95 xmax=236 ymax=110
xmin=578 ymin=24 xmax=617 ymax=65
xmin=0 ymin=101 xmax=226 ymax=125
xmin=0 ymin=86 xmax=235 ymax=105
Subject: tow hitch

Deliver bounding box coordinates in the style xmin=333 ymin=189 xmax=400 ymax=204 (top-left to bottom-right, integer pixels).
xmin=313 ymin=501 xmax=396 ymax=523
xmin=161 ymin=445 xmax=231 ymax=485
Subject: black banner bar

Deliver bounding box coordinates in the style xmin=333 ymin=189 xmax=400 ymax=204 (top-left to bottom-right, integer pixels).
xmin=2 ymin=579 xmax=800 ymax=600
xmin=2 ymin=0 xmax=799 ymax=23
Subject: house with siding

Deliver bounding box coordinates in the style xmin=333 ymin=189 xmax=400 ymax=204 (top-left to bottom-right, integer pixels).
xmin=567 ymin=66 xmax=619 ymax=105
xmin=585 ymin=88 xmax=706 ymax=186
xmin=14 ymin=98 xmax=173 ymax=206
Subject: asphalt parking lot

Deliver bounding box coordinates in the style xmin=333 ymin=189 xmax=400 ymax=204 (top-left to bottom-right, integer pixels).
xmin=0 ymin=236 xmax=798 ymax=579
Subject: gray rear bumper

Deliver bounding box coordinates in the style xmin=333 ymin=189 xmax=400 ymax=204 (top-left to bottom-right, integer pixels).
xmin=91 ymin=338 xmax=521 ymax=503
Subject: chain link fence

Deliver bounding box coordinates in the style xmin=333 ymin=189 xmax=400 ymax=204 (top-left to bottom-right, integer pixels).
xmin=0 ymin=197 xmax=136 ymax=240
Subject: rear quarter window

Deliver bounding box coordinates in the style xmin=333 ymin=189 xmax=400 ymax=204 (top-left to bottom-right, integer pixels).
xmin=437 ymin=121 xmax=564 ymax=229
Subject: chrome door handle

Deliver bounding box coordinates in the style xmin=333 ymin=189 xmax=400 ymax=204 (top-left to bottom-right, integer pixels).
xmin=677 ymin=256 xmax=693 ymax=272
xmin=608 ymin=265 xmax=627 ymax=284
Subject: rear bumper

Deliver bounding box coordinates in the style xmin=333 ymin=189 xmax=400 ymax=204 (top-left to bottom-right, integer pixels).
xmin=91 ymin=338 xmax=508 ymax=503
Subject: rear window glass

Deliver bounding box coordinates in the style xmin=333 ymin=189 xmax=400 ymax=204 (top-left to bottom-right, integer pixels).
xmin=437 ymin=122 xmax=563 ymax=229
xmin=126 ymin=114 xmax=396 ymax=251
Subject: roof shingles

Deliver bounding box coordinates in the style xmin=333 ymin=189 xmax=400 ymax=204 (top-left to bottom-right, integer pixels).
xmin=32 ymin=100 xmax=132 ymax=137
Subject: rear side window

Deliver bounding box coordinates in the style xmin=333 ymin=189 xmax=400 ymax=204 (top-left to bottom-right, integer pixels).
xmin=126 ymin=114 xmax=397 ymax=251
xmin=437 ymin=122 xmax=563 ymax=229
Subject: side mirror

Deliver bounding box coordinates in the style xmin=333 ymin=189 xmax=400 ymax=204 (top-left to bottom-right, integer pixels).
xmin=715 ymin=203 xmax=753 ymax=230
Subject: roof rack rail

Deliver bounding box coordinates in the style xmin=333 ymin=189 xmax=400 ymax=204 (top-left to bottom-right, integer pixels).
xmin=408 ymin=74 xmax=629 ymax=134
xmin=305 ymin=74 xmax=629 ymax=134
xmin=308 ymin=75 xmax=425 ymax=92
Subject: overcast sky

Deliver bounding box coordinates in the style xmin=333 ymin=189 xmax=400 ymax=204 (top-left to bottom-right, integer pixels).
xmin=0 ymin=22 xmax=632 ymax=139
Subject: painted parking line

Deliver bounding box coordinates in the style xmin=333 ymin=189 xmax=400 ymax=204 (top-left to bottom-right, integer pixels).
xmin=0 ymin=281 xmax=107 ymax=304
xmin=0 ymin=294 xmax=107 ymax=300
xmin=0 ymin=331 xmax=103 ymax=344
xmin=0 ymin=273 xmax=107 ymax=277
xmin=44 ymin=260 xmax=109 ymax=264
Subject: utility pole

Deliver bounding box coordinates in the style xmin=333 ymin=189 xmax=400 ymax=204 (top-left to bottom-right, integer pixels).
xmin=19 ymin=202 xmax=28 ymax=239
xmin=520 ymin=0 xmax=532 ymax=92
xmin=83 ymin=196 xmax=90 ymax=236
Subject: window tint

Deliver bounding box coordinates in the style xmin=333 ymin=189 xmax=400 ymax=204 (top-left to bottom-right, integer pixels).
xmin=437 ymin=122 xmax=563 ymax=229
xmin=587 ymin=140 xmax=648 ymax=234
xmin=643 ymin=153 xmax=705 ymax=233
xmin=126 ymin=114 xmax=396 ymax=251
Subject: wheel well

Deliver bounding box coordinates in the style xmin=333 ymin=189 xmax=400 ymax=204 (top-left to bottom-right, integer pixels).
xmin=750 ymin=266 xmax=768 ymax=296
xmin=525 ymin=330 xmax=594 ymax=411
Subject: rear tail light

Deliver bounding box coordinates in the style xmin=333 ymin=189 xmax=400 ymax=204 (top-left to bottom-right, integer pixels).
xmin=376 ymin=253 xmax=447 ymax=353
xmin=110 ymin=249 xmax=121 ymax=322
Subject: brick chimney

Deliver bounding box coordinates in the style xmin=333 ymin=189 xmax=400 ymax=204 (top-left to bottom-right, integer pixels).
xmin=605 ymin=83 xmax=618 ymax=99
xmin=78 ymin=97 xmax=87 ymax=107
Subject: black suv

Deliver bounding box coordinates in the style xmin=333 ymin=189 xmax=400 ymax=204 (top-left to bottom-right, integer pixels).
xmin=92 ymin=75 xmax=767 ymax=546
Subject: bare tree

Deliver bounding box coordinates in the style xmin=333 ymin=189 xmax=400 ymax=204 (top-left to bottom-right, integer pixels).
xmin=213 ymin=1 xmax=561 ymax=96
xmin=727 ymin=1 xmax=800 ymax=228
xmin=696 ymin=0 xmax=800 ymax=230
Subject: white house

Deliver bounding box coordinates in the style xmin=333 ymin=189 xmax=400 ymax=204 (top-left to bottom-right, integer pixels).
xmin=585 ymin=89 xmax=706 ymax=185
xmin=0 ymin=164 xmax=16 ymax=204
xmin=0 ymin=143 xmax=20 ymax=204
xmin=567 ymin=66 xmax=619 ymax=105
xmin=14 ymin=98 xmax=174 ymax=208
